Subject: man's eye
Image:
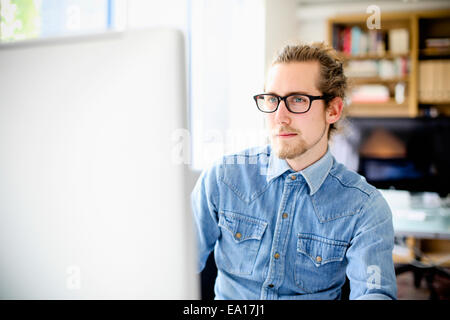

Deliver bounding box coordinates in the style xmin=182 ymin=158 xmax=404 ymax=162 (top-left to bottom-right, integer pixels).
xmin=268 ymin=97 xmax=278 ymax=103
xmin=294 ymin=97 xmax=305 ymax=103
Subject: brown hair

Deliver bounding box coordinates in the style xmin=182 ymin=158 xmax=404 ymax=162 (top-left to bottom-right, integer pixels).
xmin=271 ymin=42 xmax=347 ymax=138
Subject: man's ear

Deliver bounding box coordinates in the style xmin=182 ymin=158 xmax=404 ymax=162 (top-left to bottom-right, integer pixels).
xmin=326 ymin=97 xmax=343 ymax=125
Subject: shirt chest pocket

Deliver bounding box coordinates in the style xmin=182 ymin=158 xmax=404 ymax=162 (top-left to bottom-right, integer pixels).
xmin=295 ymin=233 xmax=348 ymax=294
xmin=216 ymin=211 xmax=268 ymax=276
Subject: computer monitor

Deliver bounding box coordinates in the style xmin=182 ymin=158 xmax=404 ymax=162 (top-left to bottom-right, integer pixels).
xmin=344 ymin=117 xmax=450 ymax=197
xmin=0 ymin=29 xmax=198 ymax=299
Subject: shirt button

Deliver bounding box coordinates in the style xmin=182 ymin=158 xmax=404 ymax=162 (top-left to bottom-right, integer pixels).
xmin=274 ymin=252 xmax=280 ymax=259
xmin=235 ymin=232 xmax=242 ymax=239
xmin=291 ymin=175 xmax=297 ymax=180
xmin=316 ymin=256 xmax=322 ymax=263
xmin=282 ymin=213 xmax=288 ymax=219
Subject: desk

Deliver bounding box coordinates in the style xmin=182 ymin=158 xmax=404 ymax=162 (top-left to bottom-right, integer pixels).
xmin=380 ymin=189 xmax=450 ymax=240
xmin=392 ymin=207 xmax=450 ymax=240
xmin=380 ymin=190 xmax=450 ymax=299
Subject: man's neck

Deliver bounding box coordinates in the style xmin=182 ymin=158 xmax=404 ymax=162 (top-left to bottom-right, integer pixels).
xmin=285 ymin=141 xmax=328 ymax=172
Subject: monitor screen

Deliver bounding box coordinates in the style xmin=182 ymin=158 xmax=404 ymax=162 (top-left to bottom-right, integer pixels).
xmin=341 ymin=117 xmax=450 ymax=197
xmin=0 ymin=29 xmax=198 ymax=299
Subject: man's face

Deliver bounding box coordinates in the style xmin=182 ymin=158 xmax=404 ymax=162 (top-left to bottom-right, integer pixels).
xmin=265 ymin=61 xmax=329 ymax=160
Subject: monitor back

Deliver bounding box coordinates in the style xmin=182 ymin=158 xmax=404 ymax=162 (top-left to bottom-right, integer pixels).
xmin=0 ymin=29 xmax=198 ymax=299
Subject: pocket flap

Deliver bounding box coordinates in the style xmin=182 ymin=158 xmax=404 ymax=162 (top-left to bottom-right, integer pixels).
xmin=297 ymin=233 xmax=348 ymax=267
xmin=218 ymin=211 xmax=267 ymax=243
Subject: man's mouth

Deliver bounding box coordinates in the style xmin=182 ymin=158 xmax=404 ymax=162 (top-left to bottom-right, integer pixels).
xmin=277 ymin=132 xmax=297 ymax=138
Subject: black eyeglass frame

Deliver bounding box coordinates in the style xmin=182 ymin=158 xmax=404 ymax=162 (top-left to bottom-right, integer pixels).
xmin=253 ymin=93 xmax=331 ymax=114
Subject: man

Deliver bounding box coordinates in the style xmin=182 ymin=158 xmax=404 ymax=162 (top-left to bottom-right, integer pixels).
xmin=191 ymin=42 xmax=397 ymax=300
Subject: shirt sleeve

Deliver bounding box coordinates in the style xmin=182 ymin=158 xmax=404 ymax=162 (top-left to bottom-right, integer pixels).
xmin=345 ymin=190 xmax=398 ymax=300
xmin=190 ymin=163 xmax=221 ymax=273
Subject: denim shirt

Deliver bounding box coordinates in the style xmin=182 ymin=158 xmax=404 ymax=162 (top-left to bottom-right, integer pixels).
xmin=191 ymin=145 xmax=397 ymax=300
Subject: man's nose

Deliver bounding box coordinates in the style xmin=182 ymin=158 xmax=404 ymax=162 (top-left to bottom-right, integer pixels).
xmin=274 ymin=100 xmax=291 ymax=125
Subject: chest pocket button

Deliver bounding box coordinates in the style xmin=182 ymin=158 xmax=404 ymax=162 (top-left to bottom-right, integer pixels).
xmin=217 ymin=211 xmax=268 ymax=275
xmin=295 ymin=233 xmax=348 ymax=293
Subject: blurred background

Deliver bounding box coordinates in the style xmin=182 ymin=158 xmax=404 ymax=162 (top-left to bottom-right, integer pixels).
xmin=1 ymin=0 xmax=450 ymax=300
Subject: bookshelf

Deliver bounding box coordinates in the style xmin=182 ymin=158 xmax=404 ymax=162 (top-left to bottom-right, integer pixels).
xmin=418 ymin=11 xmax=450 ymax=110
xmin=328 ymin=10 xmax=450 ymax=118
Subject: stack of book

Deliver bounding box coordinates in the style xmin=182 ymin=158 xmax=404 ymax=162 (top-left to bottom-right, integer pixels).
xmin=419 ymin=60 xmax=450 ymax=103
xmin=350 ymin=84 xmax=390 ymax=103
xmin=333 ymin=26 xmax=385 ymax=55
xmin=333 ymin=26 xmax=410 ymax=56
xmin=388 ymin=29 xmax=409 ymax=55
xmin=345 ymin=60 xmax=378 ymax=77
xmin=345 ymin=57 xmax=409 ymax=78
xmin=422 ymin=38 xmax=450 ymax=55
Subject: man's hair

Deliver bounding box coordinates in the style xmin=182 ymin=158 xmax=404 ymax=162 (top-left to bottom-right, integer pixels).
xmin=271 ymin=42 xmax=347 ymax=138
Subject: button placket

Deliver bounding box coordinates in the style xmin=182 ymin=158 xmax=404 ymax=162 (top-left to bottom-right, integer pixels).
xmin=261 ymin=177 xmax=299 ymax=299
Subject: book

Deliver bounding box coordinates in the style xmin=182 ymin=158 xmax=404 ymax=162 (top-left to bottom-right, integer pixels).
xmin=343 ymin=27 xmax=352 ymax=54
xmin=425 ymin=38 xmax=450 ymax=48
xmin=389 ymin=28 xmax=409 ymax=54
xmin=418 ymin=60 xmax=450 ymax=102
xmin=368 ymin=30 xmax=378 ymax=55
xmin=345 ymin=60 xmax=378 ymax=77
xmin=351 ymin=26 xmax=361 ymax=56
xmin=359 ymin=31 xmax=368 ymax=55
xmin=445 ymin=61 xmax=450 ymax=101
xmin=351 ymin=84 xmax=390 ymax=103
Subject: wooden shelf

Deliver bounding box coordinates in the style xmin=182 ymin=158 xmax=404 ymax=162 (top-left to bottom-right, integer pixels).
xmin=342 ymin=52 xmax=410 ymax=60
xmin=329 ymin=10 xmax=450 ymax=118
xmin=348 ymin=76 xmax=409 ymax=84
xmin=420 ymin=48 xmax=450 ymax=57
xmin=346 ymin=99 xmax=411 ymax=117
xmin=419 ymin=100 xmax=450 ymax=105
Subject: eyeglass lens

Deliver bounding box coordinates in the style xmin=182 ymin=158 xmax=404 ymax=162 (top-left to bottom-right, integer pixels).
xmin=256 ymin=94 xmax=310 ymax=113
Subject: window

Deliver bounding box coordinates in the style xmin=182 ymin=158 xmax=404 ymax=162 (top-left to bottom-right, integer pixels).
xmin=190 ymin=0 xmax=266 ymax=170
xmin=0 ymin=0 xmax=126 ymax=42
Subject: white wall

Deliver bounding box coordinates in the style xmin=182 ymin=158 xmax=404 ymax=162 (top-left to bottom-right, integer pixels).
xmin=265 ymin=0 xmax=299 ymax=75
xmin=127 ymin=0 xmax=188 ymax=32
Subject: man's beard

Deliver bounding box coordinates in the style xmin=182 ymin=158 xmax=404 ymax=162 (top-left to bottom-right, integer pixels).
xmin=270 ymin=124 xmax=327 ymax=160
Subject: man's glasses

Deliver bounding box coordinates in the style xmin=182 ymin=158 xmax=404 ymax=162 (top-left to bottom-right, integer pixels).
xmin=253 ymin=93 xmax=330 ymax=114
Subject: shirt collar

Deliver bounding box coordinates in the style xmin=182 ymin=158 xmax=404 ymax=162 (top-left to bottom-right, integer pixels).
xmin=265 ymin=146 xmax=294 ymax=183
xmin=266 ymin=146 xmax=334 ymax=196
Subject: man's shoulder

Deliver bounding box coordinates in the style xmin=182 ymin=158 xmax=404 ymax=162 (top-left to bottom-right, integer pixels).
xmin=194 ymin=146 xmax=272 ymax=203
xmin=328 ymin=159 xmax=378 ymax=197
xmin=205 ymin=145 xmax=271 ymax=170
xmin=202 ymin=145 xmax=271 ymax=179
xmin=221 ymin=145 xmax=271 ymax=162
xmin=312 ymin=159 xmax=387 ymax=222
